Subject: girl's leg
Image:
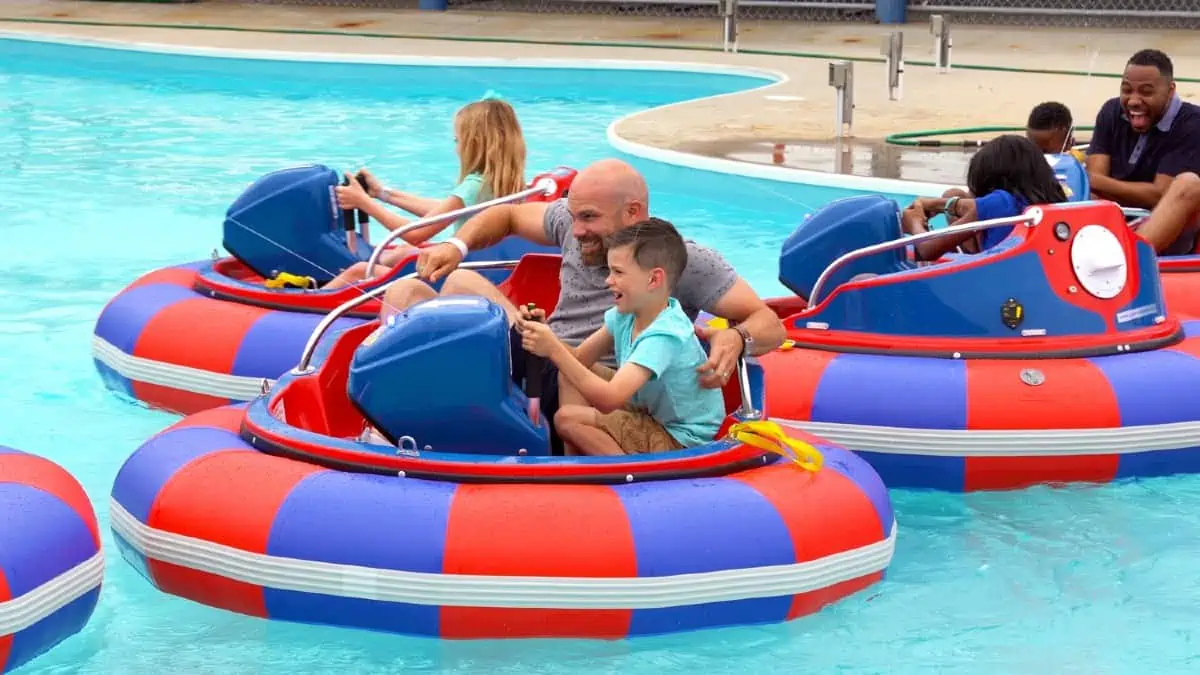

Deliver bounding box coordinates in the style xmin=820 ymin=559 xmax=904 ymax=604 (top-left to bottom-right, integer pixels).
xmin=323 ymin=262 xmax=368 ymax=290
xmin=380 ymin=244 xmax=419 ymax=267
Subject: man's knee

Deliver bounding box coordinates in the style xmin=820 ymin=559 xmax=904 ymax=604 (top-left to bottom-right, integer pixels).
xmin=1172 ymin=172 xmax=1200 ymax=203
xmin=381 ymin=278 xmax=434 ymax=312
xmin=440 ymin=269 xmax=498 ymax=296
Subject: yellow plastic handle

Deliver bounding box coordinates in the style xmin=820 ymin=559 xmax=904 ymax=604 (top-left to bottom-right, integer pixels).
xmin=265 ymin=272 xmax=317 ymax=290
xmin=727 ymin=420 xmax=824 ymax=472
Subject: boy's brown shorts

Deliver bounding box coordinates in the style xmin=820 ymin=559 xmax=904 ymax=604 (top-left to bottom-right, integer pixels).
xmin=589 ymin=364 xmax=684 ymax=455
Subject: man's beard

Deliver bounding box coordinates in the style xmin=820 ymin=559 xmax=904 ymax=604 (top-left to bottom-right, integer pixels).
xmin=579 ymin=236 xmax=607 ymax=267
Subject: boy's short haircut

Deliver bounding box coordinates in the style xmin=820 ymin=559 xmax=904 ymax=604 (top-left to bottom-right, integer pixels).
xmin=1027 ymin=101 xmax=1073 ymax=131
xmin=605 ymin=217 xmax=689 ymax=288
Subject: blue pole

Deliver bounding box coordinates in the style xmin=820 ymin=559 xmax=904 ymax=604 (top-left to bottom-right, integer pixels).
xmin=876 ymin=0 xmax=907 ymax=24
xmin=419 ymin=0 xmax=449 ymax=10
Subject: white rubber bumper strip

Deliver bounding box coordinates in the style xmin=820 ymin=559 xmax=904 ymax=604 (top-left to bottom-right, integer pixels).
xmin=110 ymin=501 xmax=896 ymax=609
xmin=777 ymin=418 xmax=1200 ymax=457
xmin=92 ymin=335 xmax=270 ymax=403
xmin=0 ymin=551 xmax=104 ymax=636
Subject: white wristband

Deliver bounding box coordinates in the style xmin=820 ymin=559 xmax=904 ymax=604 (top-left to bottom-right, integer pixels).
xmin=376 ymin=185 xmax=392 ymax=200
xmin=445 ymin=237 xmax=469 ymax=258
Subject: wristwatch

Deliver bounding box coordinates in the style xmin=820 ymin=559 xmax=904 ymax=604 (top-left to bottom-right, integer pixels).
xmin=734 ymin=324 xmax=753 ymax=354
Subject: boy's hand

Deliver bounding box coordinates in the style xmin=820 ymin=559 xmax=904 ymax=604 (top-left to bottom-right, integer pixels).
xmin=518 ymin=304 xmax=547 ymax=323
xmin=520 ymin=321 xmax=560 ymax=358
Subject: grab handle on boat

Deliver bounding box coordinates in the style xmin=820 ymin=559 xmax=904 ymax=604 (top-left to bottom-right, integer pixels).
xmin=341 ymin=175 xmax=359 ymax=255
xmin=734 ymin=354 xmax=760 ymax=421
xmin=1121 ymin=206 xmax=1151 ymax=222
xmin=291 ymin=259 xmax=525 ymax=375
xmin=362 ymin=177 xmax=558 ymax=279
xmin=355 ymin=173 xmax=372 ymax=245
xmin=806 ymin=211 xmax=1040 ymax=309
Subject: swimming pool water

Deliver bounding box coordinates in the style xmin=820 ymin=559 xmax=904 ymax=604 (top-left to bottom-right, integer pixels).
xmin=2 ymin=34 xmax=1197 ymax=675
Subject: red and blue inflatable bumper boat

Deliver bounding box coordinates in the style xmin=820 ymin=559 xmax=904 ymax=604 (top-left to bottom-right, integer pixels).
xmin=0 ymin=448 xmax=103 ymax=673
xmin=747 ymin=195 xmax=1200 ymax=491
xmin=1048 ymin=151 xmax=1200 ymax=319
xmin=91 ymin=163 xmax=574 ymax=415
xmin=108 ymin=263 xmax=896 ymax=640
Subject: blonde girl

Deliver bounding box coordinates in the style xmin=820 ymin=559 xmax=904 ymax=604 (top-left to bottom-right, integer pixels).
xmin=324 ymin=93 xmax=527 ymax=289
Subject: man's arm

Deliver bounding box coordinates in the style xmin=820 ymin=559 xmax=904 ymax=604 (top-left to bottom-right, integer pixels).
xmin=1083 ymin=99 xmax=1169 ymax=209
xmin=707 ymin=278 xmax=786 ymax=356
xmin=1088 ymin=171 xmax=1171 ymax=210
xmin=452 ymin=201 xmax=554 ymax=251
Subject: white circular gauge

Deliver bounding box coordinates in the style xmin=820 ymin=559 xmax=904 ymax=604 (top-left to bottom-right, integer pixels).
xmin=1070 ymin=224 xmax=1127 ymax=299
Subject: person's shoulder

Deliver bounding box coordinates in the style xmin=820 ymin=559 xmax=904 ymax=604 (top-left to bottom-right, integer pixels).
xmin=542 ymin=197 xmax=572 ymax=246
xmin=1092 ymin=97 xmax=1122 ymax=126
xmin=1099 ymin=97 xmax=1122 ymax=115
xmin=679 ymin=239 xmax=734 ymax=277
xmin=452 ymin=173 xmax=485 ymax=204
xmin=646 ymin=300 xmax=696 ymax=341
xmin=1174 ymin=100 xmax=1200 ymax=129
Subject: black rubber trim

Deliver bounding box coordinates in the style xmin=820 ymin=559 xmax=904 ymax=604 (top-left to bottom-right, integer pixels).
xmin=787 ymin=323 xmax=1184 ymax=360
xmin=1161 ymin=263 xmax=1200 ymax=274
xmin=241 ymin=428 xmax=777 ymax=485
xmin=193 ymin=282 xmax=380 ymax=318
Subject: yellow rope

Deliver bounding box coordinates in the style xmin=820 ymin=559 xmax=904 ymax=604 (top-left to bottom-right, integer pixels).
xmin=727 ymin=420 xmax=824 ymax=472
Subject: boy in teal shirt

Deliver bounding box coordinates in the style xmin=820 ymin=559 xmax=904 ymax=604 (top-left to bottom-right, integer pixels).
xmin=518 ymin=217 xmax=726 ymax=455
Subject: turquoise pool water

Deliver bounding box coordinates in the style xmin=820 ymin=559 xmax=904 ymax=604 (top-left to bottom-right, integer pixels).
xmin=2 ymin=34 xmax=1196 ymax=675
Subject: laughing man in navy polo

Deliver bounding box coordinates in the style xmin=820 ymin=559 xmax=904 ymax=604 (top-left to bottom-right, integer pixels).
xmin=1087 ymin=49 xmax=1200 ymax=254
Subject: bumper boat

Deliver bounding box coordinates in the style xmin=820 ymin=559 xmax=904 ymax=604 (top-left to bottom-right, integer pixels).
xmin=92 ymin=164 xmax=575 ymax=415
xmin=751 ymin=195 xmax=1200 ymax=491
xmin=0 ymin=448 xmax=103 ymax=673
xmin=109 ymin=264 xmax=896 ymax=639
xmin=1051 ymin=152 xmax=1200 ymax=319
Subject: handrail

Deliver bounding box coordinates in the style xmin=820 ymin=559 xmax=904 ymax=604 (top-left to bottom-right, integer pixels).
xmin=362 ymin=177 xmax=557 ymax=279
xmin=806 ymin=212 xmax=1039 ymax=309
xmin=734 ymin=355 xmax=760 ymax=420
xmin=291 ymin=259 xmax=523 ymax=374
xmin=1121 ymin=206 xmax=1151 ymax=221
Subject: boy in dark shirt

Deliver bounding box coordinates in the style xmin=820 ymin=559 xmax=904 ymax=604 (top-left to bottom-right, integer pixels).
xmin=1087 ymin=49 xmax=1200 ymax=253
xmin=1026 ymin=101 xmax=1084 ymax=162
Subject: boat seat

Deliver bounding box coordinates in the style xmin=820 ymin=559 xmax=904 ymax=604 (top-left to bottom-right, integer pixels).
xmin=778 ymin=194 xmax=915 ymax=304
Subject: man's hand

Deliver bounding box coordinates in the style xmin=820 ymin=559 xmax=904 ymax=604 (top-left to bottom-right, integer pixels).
xmin=414 ymin=242 xmax=464 ymax=282
xmin=694 ymin=324 xmax=744 ymax=389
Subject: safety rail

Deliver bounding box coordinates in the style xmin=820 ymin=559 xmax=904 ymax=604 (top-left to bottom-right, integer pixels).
xmin=734 ymin=353 xmax=760 ymax=420
xmin=292 ymin=259 xmax=523 ymax=374
xmin=806 ymin=212 xmax=1040 ymax=309
xmin=362 ymin=177 xmax=558 ymax=279
xmin=1121 ymin=206 xmax=1151 ymax=221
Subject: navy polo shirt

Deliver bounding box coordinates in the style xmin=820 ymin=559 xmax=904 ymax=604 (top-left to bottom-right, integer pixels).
xmin=1087 ymin=94 xmax=1200 ymax=183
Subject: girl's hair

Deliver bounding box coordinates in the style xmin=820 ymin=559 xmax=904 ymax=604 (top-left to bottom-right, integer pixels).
xmin=967 ymin=134 xmax=1068 ymax=205
xmin=455 ymin=98 xmax=527 ymax=199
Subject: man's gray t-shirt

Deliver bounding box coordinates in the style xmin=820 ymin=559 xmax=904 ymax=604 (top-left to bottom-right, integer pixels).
xmin=541 ymin=199 xmax=738 ymax=360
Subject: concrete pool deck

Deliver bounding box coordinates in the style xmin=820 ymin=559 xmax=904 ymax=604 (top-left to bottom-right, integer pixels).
xmin=4 ymin=0 xmax=1200 ymax=187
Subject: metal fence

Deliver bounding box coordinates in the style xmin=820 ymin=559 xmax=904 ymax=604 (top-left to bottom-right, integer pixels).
xmin=243 ymin=0 xmax=1200 ymax=29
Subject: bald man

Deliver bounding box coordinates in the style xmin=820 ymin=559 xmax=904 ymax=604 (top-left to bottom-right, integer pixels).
xmin=381 ymin=158 xmax=785 ymax=454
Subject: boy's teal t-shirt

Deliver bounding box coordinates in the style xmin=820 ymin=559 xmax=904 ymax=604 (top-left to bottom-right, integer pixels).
xmin=603 ymin=298 xmax=725 ymax=447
